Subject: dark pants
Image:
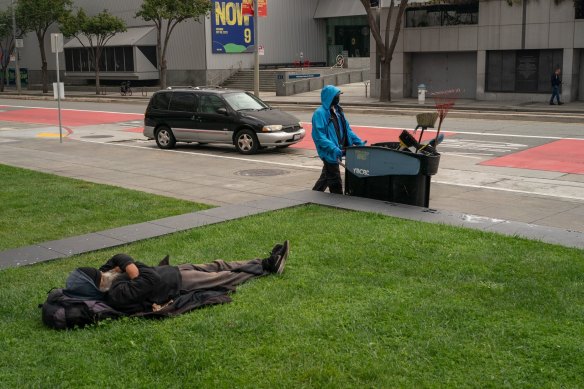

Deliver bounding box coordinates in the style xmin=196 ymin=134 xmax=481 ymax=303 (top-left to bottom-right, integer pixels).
xmin=312 ymin=161 xmax=343 ymax=194
xmin=178 ymin=259 xmax=266 ymax=293
xmin=550 ymin=85 xmax=561 ymax=104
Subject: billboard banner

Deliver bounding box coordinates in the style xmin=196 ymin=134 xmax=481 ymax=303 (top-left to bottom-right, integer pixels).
xmin=212 ymin=0 xmax=255 ymax=54
xmin=242 ymin=0 xmax=267 ymax=16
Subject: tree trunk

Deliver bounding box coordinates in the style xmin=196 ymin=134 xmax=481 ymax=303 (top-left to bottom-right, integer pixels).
xmin=380 ymin=59 xmax=392 ymax=102
xmin=160 ymin=59 xmax=167 ymax=90
xmin=38 ymin=32 xmax=49 ymax=93
xmin=95 ymin=67 xmax=100 ymax=95
xmin=156 ymin=23 xmax=164 ymax=89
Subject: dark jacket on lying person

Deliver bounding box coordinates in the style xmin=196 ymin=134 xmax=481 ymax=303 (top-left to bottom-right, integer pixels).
xmin=99 ymin=254 xmax=182 ymax=314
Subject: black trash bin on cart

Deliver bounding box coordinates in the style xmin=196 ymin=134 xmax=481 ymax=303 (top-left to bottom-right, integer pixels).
xmin=344 ymin=142 xmax=440 ymax=208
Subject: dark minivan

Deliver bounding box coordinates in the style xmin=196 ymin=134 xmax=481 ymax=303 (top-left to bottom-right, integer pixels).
xmin=143 ymin=86 xmax=305 ymax=154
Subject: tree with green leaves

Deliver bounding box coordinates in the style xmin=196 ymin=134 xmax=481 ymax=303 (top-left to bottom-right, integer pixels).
xmin=136 ymin=0 xmax=212 ymax=89
xmin=0 ymin=7 xmax=26 ymax=92
xmin=60 ymin=9 xmax=126 ymax=94
xmin=17 ymin=0 xmax=72 ymax=94
xmin=360 ymin=0 xmax=408 ymax=102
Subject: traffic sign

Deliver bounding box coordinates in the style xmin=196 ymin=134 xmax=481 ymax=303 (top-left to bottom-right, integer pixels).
xmin=51 ymin=33 xmax=63 ymax=53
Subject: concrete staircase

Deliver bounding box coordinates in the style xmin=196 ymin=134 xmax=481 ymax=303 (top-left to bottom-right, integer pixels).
xmin=221 ymin=69 xmax=278 ymax=92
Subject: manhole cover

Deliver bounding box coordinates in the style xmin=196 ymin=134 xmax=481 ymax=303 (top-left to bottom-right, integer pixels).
xmin=235 ymin=169 xmax=290 ymax=177
xmin=81 ymin=135 xmax=114 ymax=139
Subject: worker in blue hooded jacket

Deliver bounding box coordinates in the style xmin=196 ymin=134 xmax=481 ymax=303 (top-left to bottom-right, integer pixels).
xmin=311 ymin=85 xmax=366 ymax=194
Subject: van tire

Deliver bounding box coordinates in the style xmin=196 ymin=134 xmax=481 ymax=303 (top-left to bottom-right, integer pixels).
xmin=235 ymin=129 xmax=259 ymax=154
xmin=155 ymin=126 xmax=176 ymax=149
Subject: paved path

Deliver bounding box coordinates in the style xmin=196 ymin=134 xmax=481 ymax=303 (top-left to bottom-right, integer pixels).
xmin=1 ymin=188 xmax=581 ymax=270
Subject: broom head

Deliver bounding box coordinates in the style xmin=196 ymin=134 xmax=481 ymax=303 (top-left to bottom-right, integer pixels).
xmin=416 ymin=112 xmax=438 ymax=128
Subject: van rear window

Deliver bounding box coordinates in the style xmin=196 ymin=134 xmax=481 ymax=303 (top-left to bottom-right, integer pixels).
xmin=151 ymin=92 xmax=172 ymax=110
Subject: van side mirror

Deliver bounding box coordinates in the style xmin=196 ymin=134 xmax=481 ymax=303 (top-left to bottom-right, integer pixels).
xmin=216 ymin=107 xmax=228 ymax=115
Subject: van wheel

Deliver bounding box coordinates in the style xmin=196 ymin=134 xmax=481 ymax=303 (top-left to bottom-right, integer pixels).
xmin=155 ymin=126 xmax=176 ymax=149
xmin=235 ymin=129 xmax=259 ymax=154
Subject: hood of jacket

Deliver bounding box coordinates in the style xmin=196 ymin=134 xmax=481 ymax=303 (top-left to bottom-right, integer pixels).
xmin=64 ymin=268 xmax=105 ymax=300
xmin=320 ymin=85 xmax=341 ymax=110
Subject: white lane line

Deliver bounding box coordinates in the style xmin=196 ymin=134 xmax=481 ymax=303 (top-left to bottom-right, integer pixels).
xmin=432 ymin=180 xmax=584 ymax=201
xmin=75 ymin=138 xmax=323 ymax=170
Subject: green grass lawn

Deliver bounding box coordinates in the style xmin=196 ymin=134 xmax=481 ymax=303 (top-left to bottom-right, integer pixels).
xmin=1 ymin=205 xmax=583 ymax=387
xmin=0 ymin=164 xmax=211 ymax=251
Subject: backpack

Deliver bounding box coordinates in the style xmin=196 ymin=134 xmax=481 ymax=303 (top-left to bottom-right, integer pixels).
xmin=39 ymin=288 xmax=126 ymax=330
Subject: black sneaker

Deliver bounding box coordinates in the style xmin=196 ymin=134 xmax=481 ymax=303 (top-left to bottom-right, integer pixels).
xmin=558 ymin=102 xmax=564 ymax=105
xmin=273 ymin=240 xmax=289 ymax=274
xmin=262 ymin=254 xmax=280 ymax=273
xmin=550 ymin=102 xmax=555 ymax=105
xmin=270 ymin=243 xmax=283 ymax=257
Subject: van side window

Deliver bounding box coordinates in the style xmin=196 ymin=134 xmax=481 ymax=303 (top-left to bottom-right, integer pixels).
xmin=199 ymin=94 xmax=226 ymax=114
xmin=151 ymin=92 xmax=171 ymax=110
xmin=168 ymin=92 xmax=197 ymax=112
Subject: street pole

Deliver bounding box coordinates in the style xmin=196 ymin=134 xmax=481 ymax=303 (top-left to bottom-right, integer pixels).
xmin=51 ymin=33 xmax=63 ymax=143
xmin=56 ymin=44 xmax=62 ymax=143
xmin=11 ymin=0 xmax=21 ymax=93
xmin=253 ymin=0 xmax=259 ymax=97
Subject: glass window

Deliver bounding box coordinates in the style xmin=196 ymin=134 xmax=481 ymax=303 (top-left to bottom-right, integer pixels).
xmin=138 ymin=46 xmax=158 ymax=68
xmin=99 ymin=47 xmax=108 ymax=71
xmin=73 ymin=49 xmax=81 ymax=72
xmin=198 ymin=94 xmax=227 ymax=114
xmin=577 ymin=0 xmax=584 ymax=19
xmin=486 ymin=50 xmax=562 ymax=93
xmin=106 ymin=47 xmax=115 ymax=73
xmin=151 ymin=92 xmax=172 ymax=110
xmin=124 ymin=47 xmax=134 ymax=72
xmin=80 ymin=49 xmax=88 ymax=72
xmin=87 ymin=48 xmax=94 ymax=72
xmin=169 ymin=92 xmax=196 ymax=112
xmin=65 ymin=49 xmax=73 ymax=71
xmin=114 ymin=47 xmax=124 ymax=71
xmin=406 ymin=2 xmax=478 ymax=27
xmin=223 ymin=92 xmax=267 ymax=111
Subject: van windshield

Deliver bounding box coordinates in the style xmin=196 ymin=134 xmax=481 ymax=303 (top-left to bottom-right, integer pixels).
xmin=223 ymin=92 xmax=269 ymax=111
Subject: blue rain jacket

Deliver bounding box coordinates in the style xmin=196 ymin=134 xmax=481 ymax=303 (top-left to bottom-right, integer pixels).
xmin=311 ymin=85 xmax=364 ymax=164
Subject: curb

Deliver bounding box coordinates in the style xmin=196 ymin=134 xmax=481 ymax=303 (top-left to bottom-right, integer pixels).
xmin=1 ymin=93 xmax=584 ymax=123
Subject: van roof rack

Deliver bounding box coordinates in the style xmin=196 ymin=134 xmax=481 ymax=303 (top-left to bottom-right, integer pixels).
xmin=166 ymin=85 xmax=196 ymax=90
xmin=165 ymin=85 xmax=226 ymax=90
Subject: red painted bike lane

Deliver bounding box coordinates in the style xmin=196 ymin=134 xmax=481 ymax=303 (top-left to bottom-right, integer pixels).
xmin=3 ymin=106 xmax=581 ymax=175
xmin=0 ymin=106 xmax=143 ymax=126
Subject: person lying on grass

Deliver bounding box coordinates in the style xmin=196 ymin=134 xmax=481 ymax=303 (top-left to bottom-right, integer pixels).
xmin=64 ymin=241 xmax=289 ymax=314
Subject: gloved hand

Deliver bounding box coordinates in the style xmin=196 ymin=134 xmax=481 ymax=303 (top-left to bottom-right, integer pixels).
xmin=360 ymin=140 xmax=368 ymax=146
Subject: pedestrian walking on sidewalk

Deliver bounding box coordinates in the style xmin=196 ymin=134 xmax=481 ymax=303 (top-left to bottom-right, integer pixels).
xmin=550 ymin=67 xmax=563 ymax=105
xmin=311 ymin=85 xmax=366 ymax=194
